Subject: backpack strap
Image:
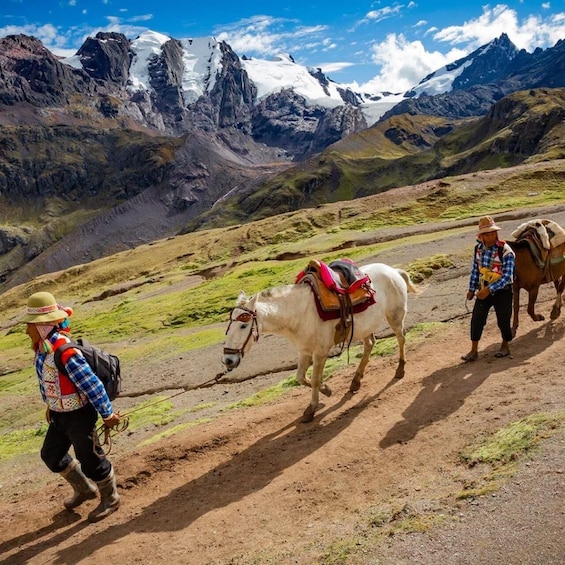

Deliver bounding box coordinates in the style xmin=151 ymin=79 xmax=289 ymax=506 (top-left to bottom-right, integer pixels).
xmin=475 ymin=243 xmax=506 ymax=263
xmin=54 ymin=340 xmax=79 ymax=376
xmin=497 ymin=242 xmax=506 ymax=262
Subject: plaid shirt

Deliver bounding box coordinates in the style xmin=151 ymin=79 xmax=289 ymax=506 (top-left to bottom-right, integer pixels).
xmin=35 ymin=332 xmax=113 ymax=418
xmin=468 ymin=241 xmax=515 ymax=294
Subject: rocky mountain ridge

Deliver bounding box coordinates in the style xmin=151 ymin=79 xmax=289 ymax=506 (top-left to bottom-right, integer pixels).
xmin=1 ymin=31 xmax=565 ymax=290
xmin=0 ymin=31 xmax=367 ymax=158
xmin=384 ymin=34 xmax=565 ymax=120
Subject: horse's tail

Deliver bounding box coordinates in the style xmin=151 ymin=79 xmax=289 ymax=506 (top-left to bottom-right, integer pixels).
xmin=397 ymin=268 xmax=419 ymax=294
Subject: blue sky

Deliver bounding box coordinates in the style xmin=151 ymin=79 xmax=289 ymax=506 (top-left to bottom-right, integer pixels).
xmin=2 ymin=1 xmax=565 ymax=92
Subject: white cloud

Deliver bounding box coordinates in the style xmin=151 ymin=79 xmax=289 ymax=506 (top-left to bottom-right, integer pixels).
xmin=433 ymin=4 xmax=565 ymax=51
xmin=0 ymin=22 xmax=78 ymax=53
xmin=316 ymin=61 xmax=355 ymax=74
xmin=364 ymin=5 xmax=403 ymax=24
xmin=352 ymin=4 xmax=565 ymax=93
xmin=130 ymin=14 xmax=154 ymax=23
xmin=215 ymin=15 xmax=329 ymax=60
xmin=359 ymin=33 xmax=466 ymax=93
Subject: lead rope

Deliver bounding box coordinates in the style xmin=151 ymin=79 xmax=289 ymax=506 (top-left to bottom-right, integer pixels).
xmin=93 ymin=370 xmax=230 ymax=456
xmin=465 ymin=298 xmax=472 ymax=313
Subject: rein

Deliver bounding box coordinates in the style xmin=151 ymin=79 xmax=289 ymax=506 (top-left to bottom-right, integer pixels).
xmin=96 ymin=305 xmax=260 ymax=455
xmin=94 ymin=371 xmax=231 ymax=455
xmin=223 ymin=305 xmax=259 ymax=360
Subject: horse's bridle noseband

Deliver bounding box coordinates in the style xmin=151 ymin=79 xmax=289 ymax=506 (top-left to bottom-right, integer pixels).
xmin=223 ymin=305 xmax=259 ymax=358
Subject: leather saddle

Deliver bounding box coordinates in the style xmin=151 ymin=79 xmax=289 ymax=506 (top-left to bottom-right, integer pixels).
xmin=516 ymin=228 xmax=548 ymax=269
xmin=295 ymin=259 xmax=374 ymax=311
xmin=516 ymin=228 xmax=565 ymax=270
xmin=295 ymin=259 xmax=375 ymax=345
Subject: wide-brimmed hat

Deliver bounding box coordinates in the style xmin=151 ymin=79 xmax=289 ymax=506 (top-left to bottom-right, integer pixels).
xmin=20 ymin=292 xmax=69 ymax=324
xmin=477 ymin=215 xmax=501 ymax=235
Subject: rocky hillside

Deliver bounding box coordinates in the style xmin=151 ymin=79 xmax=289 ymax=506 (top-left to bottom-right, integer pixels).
xmin=187 ymin=88 xmax=565 ymax=230
xmin=1 ymin=31 xmax=565 ymax=290
xmin=383 ymin=34 xmax=565 ymax=120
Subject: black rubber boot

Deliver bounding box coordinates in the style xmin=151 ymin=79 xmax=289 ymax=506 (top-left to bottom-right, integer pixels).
xmin=59 ymin=459 xmax=98 ymax=510
xmin=87 ymin=468 xmax=120 ymax=523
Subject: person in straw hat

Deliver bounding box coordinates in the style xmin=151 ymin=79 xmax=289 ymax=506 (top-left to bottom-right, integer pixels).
xmin=461 ymin=216 xmax=516 ymax=362
xmin=21 ymin=291 xmax=121 ymax=522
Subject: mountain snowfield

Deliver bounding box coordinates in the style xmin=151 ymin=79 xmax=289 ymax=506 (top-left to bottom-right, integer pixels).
xmin=61 ymin=29 xmax=504 ymax=126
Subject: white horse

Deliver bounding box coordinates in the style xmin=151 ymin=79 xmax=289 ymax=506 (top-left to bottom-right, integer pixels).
xmin=222 ymin=263 xmax=418 ymax=422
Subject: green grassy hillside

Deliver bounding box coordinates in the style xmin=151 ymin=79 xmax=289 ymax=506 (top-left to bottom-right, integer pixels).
xmin=187 ymin=88 xmax=565 ymax=231
xmin=1 ymin=149 xmax=565 ymax=475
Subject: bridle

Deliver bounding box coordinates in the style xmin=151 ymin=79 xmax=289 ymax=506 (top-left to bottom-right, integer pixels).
xmin=223 ymin=305 xmax=259 ymax=358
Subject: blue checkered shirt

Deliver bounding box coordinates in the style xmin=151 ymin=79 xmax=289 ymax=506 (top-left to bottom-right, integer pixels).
xmin=468 ymin=241 xmax=515 ymax=294
xmin=35 ymin=332 xmax=113 ymax=418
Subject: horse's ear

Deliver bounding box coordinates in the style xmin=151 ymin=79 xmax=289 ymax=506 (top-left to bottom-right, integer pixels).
xmin=236 ymin=290 xmax=247 ymax=306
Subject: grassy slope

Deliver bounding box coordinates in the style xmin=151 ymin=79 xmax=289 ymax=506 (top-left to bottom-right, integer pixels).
xmin=2 ymin=87 xmax=565 ymax=463
xmin=1 ymin=157 xmax=565 ymax=463
xmin=188 ymin=88 xmax=565 ymax=231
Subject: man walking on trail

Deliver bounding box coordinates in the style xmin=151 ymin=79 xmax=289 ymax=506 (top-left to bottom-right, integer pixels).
xmin=21 ymin=291 xmax=121 ymax=522
xmin=462 ymin=216 xmax=516 ymax=362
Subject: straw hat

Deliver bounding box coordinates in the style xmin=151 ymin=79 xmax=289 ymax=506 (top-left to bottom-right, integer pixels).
xmin=477 ymin=215 xmax=501 ymax=235
xmin=21 ymin=292 xmax=69 ymax=324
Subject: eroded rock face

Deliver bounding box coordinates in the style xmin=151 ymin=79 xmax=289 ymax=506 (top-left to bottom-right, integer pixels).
xmin=76 ymin=32 xmax=132 ymax=87
xmin=251 ymin=89 xmax=366 ymax=157
xmin=0 ymin=35 xmax=95 ymax=105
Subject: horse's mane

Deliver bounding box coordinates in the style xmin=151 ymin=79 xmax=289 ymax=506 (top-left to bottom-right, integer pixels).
xmin=235 ymin=285 xmax=300 ymax=310
xmin=258 ymin=285 xmax=296 ymax=300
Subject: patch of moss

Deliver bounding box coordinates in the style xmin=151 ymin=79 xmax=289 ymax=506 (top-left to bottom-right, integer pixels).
xmin=0 ymin=423 xmax=48 ymax=461
xmin=223 ymin=375 xmax=300 ymax=410
xmin=457 ymin=411 xmax=565 ymax=500
xmin=138 ymin=418 xmax=212 ymax=446
xmin=460 ymin=410 xmax=565 ymax=467
xmin=125 ymin=397 xmax=179 ymax=430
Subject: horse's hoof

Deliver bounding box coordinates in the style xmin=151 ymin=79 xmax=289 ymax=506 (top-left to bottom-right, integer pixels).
xmin=301 ymin=406 xmax=315 ymax=423
xmin=394 ymin=362 xmax=406 ymax=379
xmin=533 ymin=314 xmax=545 ymax=322
xmin=349 ymin=378 xmax=361 ymax=393
xmin=320 ymin=384 xmax=332 ymax=397
xmin=550 ymin=308 xmax=561 ymax=320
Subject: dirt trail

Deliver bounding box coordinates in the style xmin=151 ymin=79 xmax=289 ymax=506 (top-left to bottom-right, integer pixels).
xmin=1 ymin=210 xmax=564 ymax=565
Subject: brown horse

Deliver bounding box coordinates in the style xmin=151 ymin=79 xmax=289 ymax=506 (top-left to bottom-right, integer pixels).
xmin=508 ymin=239 xmax=565 ymax=336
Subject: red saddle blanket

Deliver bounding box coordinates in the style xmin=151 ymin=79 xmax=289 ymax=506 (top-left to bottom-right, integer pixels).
xmin=295 ymin=259 xmax=375 ymax=321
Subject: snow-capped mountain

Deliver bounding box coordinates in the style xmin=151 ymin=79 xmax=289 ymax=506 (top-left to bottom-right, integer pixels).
xmin=62 ymin=29 xmax=564 ymax=132
xmin=383 ymin=33 xmax=565 ymax=120
xmin=1 ymin=29 xmax=564 ymax=158
xmin=243 ymin=53 xmax=345 ymax=108
xmin=63 ymin=30 xmax=348 ymax=106
xmin=57 ymin=30 xmax=369 ymax=156
xmin=63 ymin=30 xmax=399 ymax=126
xmin=408 ymin=33 xmax=519 ymax=98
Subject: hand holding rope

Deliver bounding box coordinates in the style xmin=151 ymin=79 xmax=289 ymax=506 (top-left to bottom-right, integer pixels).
xmin=94 ymin=413 xmax=130 ymax=456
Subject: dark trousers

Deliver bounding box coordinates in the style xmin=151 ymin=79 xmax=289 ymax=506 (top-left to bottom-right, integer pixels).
xmin=470 ymin=286 xmax=514 ymax=343
xmin=41 ymin=404 xmax=111 ymax=482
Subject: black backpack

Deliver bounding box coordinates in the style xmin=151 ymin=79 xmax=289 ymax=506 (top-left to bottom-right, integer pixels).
xmin=54 ymin=338 xmax=122 ymax=401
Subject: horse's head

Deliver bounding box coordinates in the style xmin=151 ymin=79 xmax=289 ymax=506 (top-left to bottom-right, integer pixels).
xmin=222 ymin=292 xmax=259 ymax=370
